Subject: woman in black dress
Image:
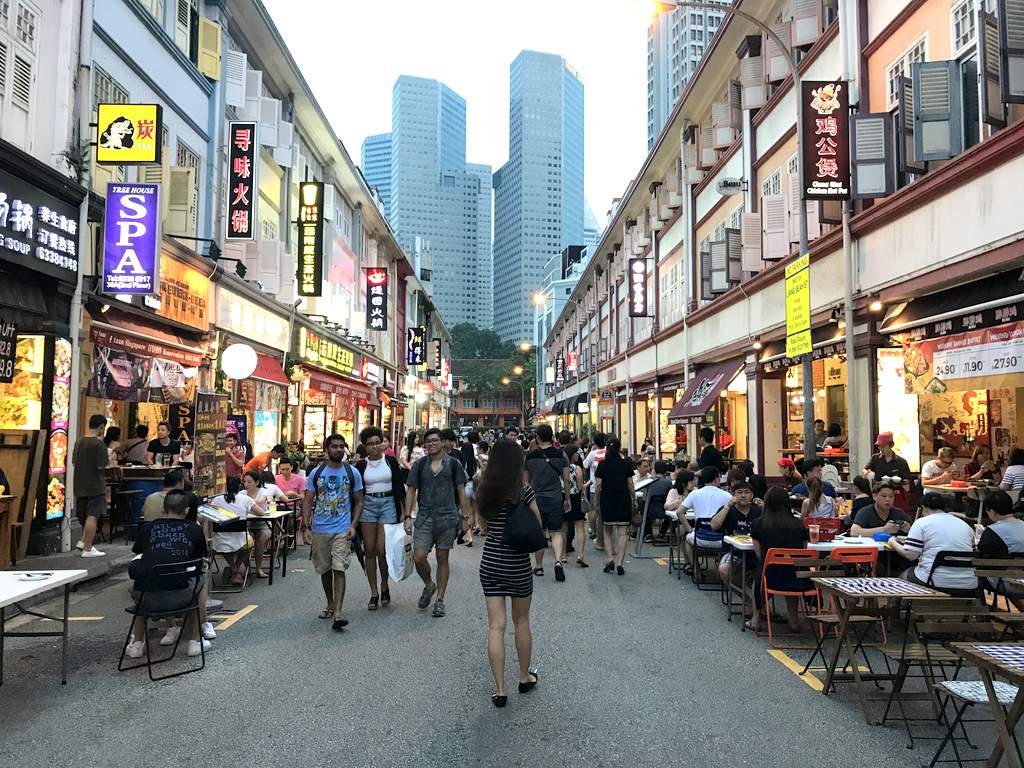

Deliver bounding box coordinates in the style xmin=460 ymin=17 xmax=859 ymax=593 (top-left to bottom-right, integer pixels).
xmin=594 ymin=438 xmax=635 ymax=575
xmin=476 ymin=439 xmax=542 ymax=707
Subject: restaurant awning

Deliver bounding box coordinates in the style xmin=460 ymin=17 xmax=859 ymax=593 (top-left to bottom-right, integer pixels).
xmin=252 ymin=352 xmax=290 ymax=387
xmin=667 ymin=358 xmax=744 ymax=425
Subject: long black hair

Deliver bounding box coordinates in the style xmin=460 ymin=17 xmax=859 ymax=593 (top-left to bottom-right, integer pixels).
xmin=475 ymin=439 xmax=524 ymax=521
xmin=603 ymin=438 xmax=627 ymax=470
xmin=460 ymin=442 xmax=478 ymax=477
xmin=405 ymin=430 xmax=418 ymax=456
xmin=762 ymin=486 xmax=803 ymax=530
xmin=223 ymin=476 xmax=243 ymax=504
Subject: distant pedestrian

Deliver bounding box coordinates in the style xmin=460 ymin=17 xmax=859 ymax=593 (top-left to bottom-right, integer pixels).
xmin=303 ymin=434 xmax=364 ymax=632
xmin=475 ymin=438 xmax=541 ymax=707
xmin=354 ymin=426 xmax=405 ymax=609
xmin=224 ymin=432 xmax=246 ymax=479
xmin=399 ymin=431 xmax=425 ymax=473
xmin=594 ymin=438 xmax=635 ymax=575
xmin=73 ymin=414 xmax=110 ymax=557
xmin=525 ymin=424 xmax=571 ymax=581
xmin=460 ymin=438 xmax=479 ymax=546
xmin=403 ymin=427 xmax=471 ymax=618
xmin=565 ymin=449 xmax=588 ymax=567
xmin=583 ymin=432 xmax=608 ymax=549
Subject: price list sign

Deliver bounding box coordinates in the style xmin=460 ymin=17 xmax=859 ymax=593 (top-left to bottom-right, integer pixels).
xmin=0 ymin=318 xmax=15 ymax=383
xmin=903 ymin=321 xmax=1024 ymax=395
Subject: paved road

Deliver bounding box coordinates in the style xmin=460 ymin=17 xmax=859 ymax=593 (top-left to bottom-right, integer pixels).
xmin=0 ymin=543 xmax=967 ymax=767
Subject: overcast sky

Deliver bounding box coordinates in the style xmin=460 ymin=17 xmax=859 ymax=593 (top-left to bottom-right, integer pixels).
xmin=262 ymin=0 xmax=653 ymax=227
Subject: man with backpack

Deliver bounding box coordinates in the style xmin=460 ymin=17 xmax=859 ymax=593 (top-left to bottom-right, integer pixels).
xmin=303 ymin=434 xmax=364 ymax=632
xmin=403 ymin=427 xmax=470 ymax=617
xmin=525 ymin=424 xmax=572 ymax=581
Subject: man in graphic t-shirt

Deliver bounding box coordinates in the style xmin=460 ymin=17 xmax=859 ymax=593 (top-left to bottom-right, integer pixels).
xmin=304 ymin=435 xmax=364 ymax=632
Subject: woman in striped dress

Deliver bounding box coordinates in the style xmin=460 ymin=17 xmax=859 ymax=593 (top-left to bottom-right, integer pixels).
xmin=476 ymin=439 xmax=542 ymax=707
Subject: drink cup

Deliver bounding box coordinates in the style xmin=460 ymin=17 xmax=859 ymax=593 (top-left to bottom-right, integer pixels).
xmin=808 ymin=524 xmax=820 ymax=544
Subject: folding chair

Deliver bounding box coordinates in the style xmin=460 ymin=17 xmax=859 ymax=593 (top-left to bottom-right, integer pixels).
xmin=666 ymin=510 xmax=685 ymax=579
xmin=117 ymin=558 xmax=207 ymax=681
xmin=691 ymin=520 xmax=724 ymax=591
xmin=761 ymin=548 xmax=821 ymax=649
xmin=634 ymin=493 xmax=668 ymax=559
xmin=926 ymin=550 xmax=982 ymax=598
xmin=974 ymin=555 xmax=1024 ymax=612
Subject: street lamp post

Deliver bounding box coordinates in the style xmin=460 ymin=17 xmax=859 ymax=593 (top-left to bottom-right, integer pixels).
xmin=502 ymin=376 xmax=528 ymax=428
xmin=660 ymin=0 xmax=818 ymax=460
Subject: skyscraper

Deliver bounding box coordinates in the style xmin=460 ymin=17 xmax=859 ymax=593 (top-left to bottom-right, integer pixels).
xmin=583 ymin=202 xmax=600 ymax=254
xmin=647 ymin=3 xmax=726 ymax=150
xmin=493 ymin=50 xmax=584 ymax=342
xmin=360 ymin=133 xmax=392 ymax=216
xmin=389 ymin=76 xmax=492 ymax=328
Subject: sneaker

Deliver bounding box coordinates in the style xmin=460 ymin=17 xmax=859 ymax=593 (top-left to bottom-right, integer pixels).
xmin=187 ymin=639 xmax=211 ymax=657
xmin=159 ymin=626 xmax=181 ymax=646
xmin=417 ymin=584 xmax=437 ymax=609
xmin=201 ymin=622 xmax=217 ymax=640
xmin=432 ymin=600 xmax=446 ymax=618
xmin=81 ymin=547 xmax=106 ymax=558
xmin=554 ymin=561 xmax=566 ymax=582
xmin=74 ymin=540 xmax=84 ymax=550
xmin=125 ymin=640 xmax=145 ymax=659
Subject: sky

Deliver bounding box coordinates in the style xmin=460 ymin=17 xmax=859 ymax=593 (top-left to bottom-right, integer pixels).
xmin=262 ymin=0 xmax=654 ymax=227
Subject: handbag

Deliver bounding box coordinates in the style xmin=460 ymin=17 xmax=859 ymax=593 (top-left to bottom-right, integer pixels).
xmin=502 ymin=494 xmax=547 ymax=554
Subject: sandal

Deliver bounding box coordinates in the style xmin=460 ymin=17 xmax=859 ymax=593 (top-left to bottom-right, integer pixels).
xmin=318 ymin=608 xmax=334 ymax=619
xmin=368 ymin=595 xmax=379 ymax=611
xmin=255 ymin=570 xmax=268 ymax=579
xmin=380 ymin=589 xmax=391 ymax=607
xmin=576 ymin=559 xmax=589 ymax=568
xmin=532 ymin=567 xmax=544 ymax=577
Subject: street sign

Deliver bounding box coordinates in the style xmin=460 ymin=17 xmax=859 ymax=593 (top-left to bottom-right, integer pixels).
xmin=785 ymin=254 xmax=811 ymax=358
xmin=715 ymin=177 xmax=744 ymax=196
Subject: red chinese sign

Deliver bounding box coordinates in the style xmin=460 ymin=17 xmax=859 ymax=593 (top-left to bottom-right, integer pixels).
xmin=801 ymin=81 xmax=850 ymax=200
xmin=567 ymin=351 xmax=578 ymax=373
xmin=226 ymin=121 xmax=259 ymax=240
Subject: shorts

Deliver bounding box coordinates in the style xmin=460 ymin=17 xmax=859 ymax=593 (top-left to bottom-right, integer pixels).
xmin=129 ymin=581 xmax=197 ymax=615
xmin=537 ymin=495 xmax=564 ymax=532
xmin=686 ymin=531 xmax=723 ymax=549
xmin=77 ymin=495 xmax=105 ymax=519
xmin=361 ymin=494 xmax=398 ymax=525
xmin=565 ymin=494 xmax=585 ymax=522
xmin=465 ymin=481 xmax=475 ymax=499
xmin=413 ymin=516 xmax=458 ymax=552
xmin=311 ymin=532 xmax=353 ymax=575
xmin=247 ymin=519 xmax=271 ymax=533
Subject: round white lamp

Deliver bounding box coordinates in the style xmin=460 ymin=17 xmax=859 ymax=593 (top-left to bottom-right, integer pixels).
xmin=221 ymin=343 xmax=258 ymax=379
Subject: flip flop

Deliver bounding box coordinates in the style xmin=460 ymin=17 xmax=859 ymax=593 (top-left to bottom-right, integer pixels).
xmin=532 ymin=567 xmax=544 ymax=577
xmin=318 ymin=608 xmax=334 ymax=619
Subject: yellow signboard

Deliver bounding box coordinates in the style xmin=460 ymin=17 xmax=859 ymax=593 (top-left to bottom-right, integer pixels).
xmin=156 ymin=254 xmax=210 ymax=330
xmin=96 ymin=104 xmax=163 ymax=165
xmin=785 ymin=254 xmax=811 ymax=358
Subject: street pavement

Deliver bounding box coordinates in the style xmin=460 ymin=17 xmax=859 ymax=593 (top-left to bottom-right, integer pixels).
xmin=0 ymin=541 xmax=978 ymax=768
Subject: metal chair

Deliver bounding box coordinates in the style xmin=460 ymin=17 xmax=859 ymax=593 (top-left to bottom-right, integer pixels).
xmin=760 ymin=548 xmax=821 ymax=649
xmin=690 ymin=520 xmax=724 ymax=591
xmin=634 ymin=493 xmax=668 ymax=559
xmin=926 ymin=550 xmax=982 ymax=598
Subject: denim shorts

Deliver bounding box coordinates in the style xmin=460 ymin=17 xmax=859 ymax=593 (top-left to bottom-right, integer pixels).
xmin=361 ymin=494 xmax=399 ymax=525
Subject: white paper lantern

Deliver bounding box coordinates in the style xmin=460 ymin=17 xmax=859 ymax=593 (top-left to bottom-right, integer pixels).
xmin=221 ymin=343 xmax=258 ymax=380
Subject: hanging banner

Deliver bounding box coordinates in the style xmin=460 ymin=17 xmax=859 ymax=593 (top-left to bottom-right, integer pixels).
xmin=555 ymin=356 xmax=566 ymax=384
xmin=440 ymin=357 xmax=450 ymax=390
xmin=226 ymin=412 xmax=248 ymax=450
xmin=628 ymin=258 xmax=650 ymax=317
xmin=102 ymin=183 xmax=160 ymax=295
xmin=567 ymin=351 xmax=578 ymax=374
xmin=96 ymin=104 xmax=163 ymax=165
xmin=364 ymin=267 xmax=388 ymax=330
xmin=297 ymin=181 xmax=324 ymax=296
xmin=407 ymin=326 xmax=426 ymax=366
xmin=226 ymin=121 xmax=259 ymax=240
xmin=902 ymin=321 xmax=1024 ymax=395
xmin=801 ymin=80 xmax=851 ymax=200
xmin=430 ymin=338 xmax=442 ymax=376
xmin=0 ymin=318 xmax=16 ymax=383
xmin=785 ymin=253 xmax=811 ymax=358
xmin=168 ymin=400 xmax=197 ymax=444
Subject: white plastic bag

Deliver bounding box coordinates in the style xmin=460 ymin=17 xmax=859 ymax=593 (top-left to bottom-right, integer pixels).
xmin=384 ymin=523 xmax=414 ymax=582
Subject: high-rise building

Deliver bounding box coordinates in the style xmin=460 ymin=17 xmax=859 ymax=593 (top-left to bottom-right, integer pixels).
xmin=647 ymin=3 xmax=726 ymax=150
xmin=493 ymin=50 xmax=584 ymax=342
xmin=360 ymin=133 xmax=392 ymax=216
xmin=583 ymin=202 xmax=601 ymax=254
xmin=389 ymin=76 xmax=491 ymax=328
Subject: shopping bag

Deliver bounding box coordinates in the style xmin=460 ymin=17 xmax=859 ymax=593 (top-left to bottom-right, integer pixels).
xmin=384 ymin=522 xmax=414 ymax=581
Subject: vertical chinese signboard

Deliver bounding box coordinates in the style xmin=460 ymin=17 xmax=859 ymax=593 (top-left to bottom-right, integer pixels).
xmin=567 ymin=351 xmax=578 ymax=374
xmin=431 ymin=338 xmax=442 ymax=376
xmin=102 ymin=183 xmax=161 ymax=295
xmin=46 ymin=337 xmax=72 ymax=520
xmin=298 ymin=182 xmax=324 ymax=297
xmin=226 ymin=121 xmax=258 ymax=240
xmin=364 ymin=267 xmax=389 ymax=330
xmin=801 ymin=81 xmax=851 ymax=200
xmin=407 ymin=326 xmax=426 ymax=366
xmin=785 ymin=254 xmax=812 ymax=358
xmin=628 ymin=258 xmax=650 ymax=317
xmin=194 ymin=393 xmax=229 ymax=498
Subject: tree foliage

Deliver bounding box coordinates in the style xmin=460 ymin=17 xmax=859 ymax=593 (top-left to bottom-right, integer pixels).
xmin=450 ymin=323 xmax=516 ymax=359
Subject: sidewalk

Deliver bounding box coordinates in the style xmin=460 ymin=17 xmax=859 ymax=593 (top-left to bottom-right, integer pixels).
xmin=6 ymin=519 xmax=135 ymax=587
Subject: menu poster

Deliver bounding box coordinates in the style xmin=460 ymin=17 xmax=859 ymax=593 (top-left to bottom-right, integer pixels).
xmin=0 ymin=318 xmax=16 ymax=383
xmin=194 ymin=393 xmax=228 ymax=498
xmin=226 ymin=412 xmax=248 ymax=449
xmin=45 ymin=337 xmax=72 ymax=520
xmin=903 ymin=320 xmax=1024 ymax=396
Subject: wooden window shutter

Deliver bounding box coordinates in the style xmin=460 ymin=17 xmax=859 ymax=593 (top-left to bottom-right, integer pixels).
xmin=740 ymin=212 xmax=762 ymax=273
xmin=740 ymin=56 xmax=766 ymax=109
xmin=897 ymin=76 xmax=926 ymax=174
xmin=166 ymin=167 xmax=197 ymax=237
xmin=709 ymin=240 xmax=729 ymax=294
xmin=912 ymin=60 xmax=961 ymax=161
xmin=818 ymin=199 xmax=843 ymax=225
xmin=711 ymin=101 xmax=735 ymax=148
xmin=792 ymin=0 xmax=822 ymax=47
xmin=761 ymin=194 xmax=789 ymax=261
xmin=725 ymin=228 xmax=743 ymax=284
xmin=764 ymin=22 xmax=792 ymax=83
xmin=197 ymin=18 xmax=221 ymax=80
xmin=174 ymin=0 xmax=191 ymax=56
xmin=698 ymin=124 xmax=716 ymax=168
xmin=980 ymin=11 xmax=1007 ymax=126
xmin=259 ymin=96 xmax=281 ymax=147
xmin=851 ymin=113 xmax=894 ymax=199
xmin=700 ymin=248 xmax=713 ymax=300
xmin=998 ymin=0 xmax=1024 ymax=103
xmin=223 ymin=49 xmax=247 ymax=108
xmin=256 ymin=239 xmax=282 ymax=294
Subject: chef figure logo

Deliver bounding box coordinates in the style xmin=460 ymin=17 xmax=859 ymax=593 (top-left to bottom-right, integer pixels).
xmin=810 ymin=82 xmax=842 ymax=115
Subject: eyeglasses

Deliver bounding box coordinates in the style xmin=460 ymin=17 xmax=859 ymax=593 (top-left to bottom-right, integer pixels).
xmin=424 ymin=437 xmax=441 ymax=444
xmin=365 ymin=440 xmax=383 ymax=447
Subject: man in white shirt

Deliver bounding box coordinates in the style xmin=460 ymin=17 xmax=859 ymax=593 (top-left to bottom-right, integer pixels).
xmin=583 ymin=433 xmax=607 ymax=551
xmin=681 ymin=466 xmax=733 ymax=573
xmin=891 ymin=492 xmax=977 ymax=596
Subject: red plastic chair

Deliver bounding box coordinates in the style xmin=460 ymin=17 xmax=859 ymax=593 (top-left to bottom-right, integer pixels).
xmin=761 ymin=548 xmax=821 ymax=648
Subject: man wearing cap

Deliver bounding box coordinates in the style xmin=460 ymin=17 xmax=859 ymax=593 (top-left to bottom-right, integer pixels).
xmin=891 ymin=492 xmax=977 ymax=596
xmin=863 ymin=432 xmax=912 ymax=507
xmin=776 ymin=458 xmax=802 ymax=489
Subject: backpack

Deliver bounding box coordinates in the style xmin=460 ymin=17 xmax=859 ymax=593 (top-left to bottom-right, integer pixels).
xmin=309 ymin=461 xmax=356 ymax=499
xmin=415 ymin=455 xmax=463 ymax=498
xmin=528 ymin=449 xmax=564 ymax=496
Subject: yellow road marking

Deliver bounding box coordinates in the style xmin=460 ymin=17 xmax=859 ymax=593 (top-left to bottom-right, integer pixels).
xmin=768 ymin=649 xmax=825 ymax=692
xmin=214 ymin=604 xmax=258 ymax=630
xmin=654 ymin=558 xmax=668 ymax=566
xmin=68 ymin=616 xmax=104 ymax=621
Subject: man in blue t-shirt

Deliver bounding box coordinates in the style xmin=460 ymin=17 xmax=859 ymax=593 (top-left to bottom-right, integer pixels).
xmin=304 ymin=434 xmax=364 ymax=632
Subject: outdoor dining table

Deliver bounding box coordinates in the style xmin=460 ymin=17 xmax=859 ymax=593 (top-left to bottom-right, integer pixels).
xmin=0 ymin=569 xmax=88 ymax=685
xmin=807 ymin=535 xmax=886 ymax=553
xmin=723 ymin=534 xmax=755 ymax=630
xmin=932 ymin=483 xmax=996 ymax=524
xmin=812 ymin=576 xmax=949 ymax=724
xmin=950 ymin=642 xmax=1024 ymax=768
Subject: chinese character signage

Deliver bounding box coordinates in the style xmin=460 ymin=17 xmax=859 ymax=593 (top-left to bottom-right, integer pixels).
xmin=364 ymin=267 xmax=388 ymax=330
xmin=96 ymin=104 xmax=163 ymax=165
xmin=226 ymin=121 xmax=258 ymax=240
xmin=555 ymin=356 xmax=566 ymax=384
xmin=567 ymin=351 xmax=578 ymax=373
xmin=407 ymin=326 xmax=426 ymax=366
xmin=156 ymin=254 xmax=210 ymax=330
xmin=0 ymin=168 xmax=80 ymax=281
xmin=785 ymin=253 xmax=812 ymax=358
xmin=0 ymin=319 xmax=16 ymax=383
xmin=801 ymin=81 xmax=850 ymax=200
xmin=102 ymin=183 xmax=160 ymax=295
xmin=431 ymin=338 xmax=442 ymax=375
xmin=440 ymin=357 xmax=451 ymax=390
xmin=628 ymin=258 xmax=649 ymax=317
xmin=298 ymin=182 xmax=324 ymax=297
xmin=298 ymin=326 xmax=358 ymax=376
